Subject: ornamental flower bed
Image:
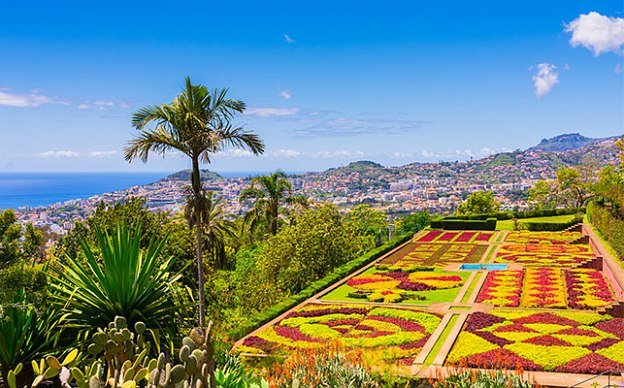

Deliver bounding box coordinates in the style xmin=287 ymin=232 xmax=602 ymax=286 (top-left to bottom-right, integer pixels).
xmin=505 ymin=231 xmax=583 ymax=244
xmin=446 ymin=310 xmax=624 ymax=374
xmin=476 ymin=270 xmax=523 ymax=307
xmin=346 ymin=270 xmax=463 ymax=302
xmin=566 ymin=269 xmax=616 ymax=309
xmin=415 ymin=231 xmax=495 ymax=244
xmin=495 ymin=243 xmax=593 ymax=267
xmin=238 ymin=303 xmax=442 ymax=365
xmin=476 ymin=269 xmax=615 ymax=309
xmin=378 ymin=243 xmax=486 ymax=269
xmin=521 ymin=268 xmax=567 ymax=308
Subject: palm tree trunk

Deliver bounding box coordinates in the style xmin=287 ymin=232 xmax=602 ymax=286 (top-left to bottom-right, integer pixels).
xmin=191 ymin=157 xmax=206 ymax=328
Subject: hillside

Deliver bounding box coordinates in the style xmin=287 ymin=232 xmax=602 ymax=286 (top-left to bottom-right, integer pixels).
xmin=162 ymin=169 xmax=224 ymax=182
xmin=527 ymin=133 xmax=621 ymax=152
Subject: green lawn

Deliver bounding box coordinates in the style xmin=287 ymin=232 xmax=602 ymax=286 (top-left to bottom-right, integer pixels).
xmin=423 ymin=314 xmax=459 ymax=366
xmin=321 ymin=267 xmax=471 ymax=305
xmin=496 ymin=214 xmax=577 ymax=231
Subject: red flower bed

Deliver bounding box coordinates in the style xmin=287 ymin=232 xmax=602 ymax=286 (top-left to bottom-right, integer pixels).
xmin=464 ymin=312 xmax=506 ymax=332
xmin=437 ymin=232 xmax=459 ymax=242
xmin=274 ymin=326 xmax=323 ymax=343
xmin=416 ymin=230 xmax=443 ymax=242
xmin=474 ymin=232 xmax=494 ymax=242
xmin=285 ymin=307 xmax=367 ymax=319
xmin=524 ymin=335 xmax=572 ymax=346
xmin=455 ymin=231 xmax=476 ymax=243
xmin=465 ymin=348 xmax=542 ymax=371
xmin=555 ymin=353 xmax=624 ymax=375
xmin=595 ymin=318 xmax=624 ymax=339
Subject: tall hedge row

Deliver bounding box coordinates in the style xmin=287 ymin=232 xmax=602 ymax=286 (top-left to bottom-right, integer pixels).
xmin=435 ymin=207 xmax=585 ymax=222
xmin=587 ymin=202 xmax=624 ymax=261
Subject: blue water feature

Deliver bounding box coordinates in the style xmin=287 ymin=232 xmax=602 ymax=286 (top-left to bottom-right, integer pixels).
xmin=459 ymin=264 xmax=508 ymax=270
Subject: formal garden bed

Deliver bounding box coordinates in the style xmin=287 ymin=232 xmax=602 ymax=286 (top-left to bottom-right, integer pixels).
xmin=237 ymin=303 xmax=443 ymax=366
xmin=378 ymin=242 xmax=488 ymax=269
xmin=504 ymin=231 xmax=583 ymax=244
xmin=476 ymin=268 xmax=616 ymax=309
xmin=495 ymin=243 xmax=594 ymax=266
xmin=446 ymin=310 xmax=624 ymax=374
xmin=321 ymin=267 xmax=469 ymax=304
xmin=415 ymin=230 xmax=495 ymax=244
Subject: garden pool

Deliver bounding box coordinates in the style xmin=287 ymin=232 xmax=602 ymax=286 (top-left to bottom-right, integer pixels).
xmin=460 ymin=264 xmax=508 ymax=270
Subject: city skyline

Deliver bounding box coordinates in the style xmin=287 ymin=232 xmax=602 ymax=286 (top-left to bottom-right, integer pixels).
xmin=0 ymin=0 xmax=622 ymax=172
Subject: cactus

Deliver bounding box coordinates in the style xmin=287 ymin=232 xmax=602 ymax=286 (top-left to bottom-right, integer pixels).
xmin=9 ymin=317 xmax=220 ymax=388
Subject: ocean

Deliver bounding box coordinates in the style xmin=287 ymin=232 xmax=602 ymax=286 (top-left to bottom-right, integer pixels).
xmin=0 ymin=172 xmax=166 ymax=210
xmin=0 ymin=171 xmax=309 ymax=210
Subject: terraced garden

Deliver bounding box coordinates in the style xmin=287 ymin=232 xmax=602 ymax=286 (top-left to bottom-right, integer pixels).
xmin=236 ymin=227 xmax=624 ymax=386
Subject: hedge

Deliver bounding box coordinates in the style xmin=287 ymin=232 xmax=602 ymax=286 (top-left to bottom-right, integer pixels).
xmin=439 ymin=218 xmax=497 ymax=231
xmin=438 ymin=207 xmax=585 ymax=222
xmin=228 ymin=232 xmax=413 ymax=341
xmin=521 ymin=216 xmax=583 ymax=231
xmin=587 ymin=202 xmax=624 ymax=262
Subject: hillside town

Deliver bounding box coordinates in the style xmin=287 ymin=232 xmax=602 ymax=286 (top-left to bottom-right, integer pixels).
xmin=12 ymin=137 xmax=621 ymax=239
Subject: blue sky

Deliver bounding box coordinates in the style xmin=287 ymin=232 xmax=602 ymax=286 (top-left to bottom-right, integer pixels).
xmin=0 ymin=0 xmax=622 ymax=173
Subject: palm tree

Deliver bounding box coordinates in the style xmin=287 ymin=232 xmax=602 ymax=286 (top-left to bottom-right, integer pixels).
xmin=185 ymin=190 xmax=236 ymax=270
xmin=239 ymin=170 xmax=306 ymax=236
xmin=124 ymin=77 xmax=265 ymax=327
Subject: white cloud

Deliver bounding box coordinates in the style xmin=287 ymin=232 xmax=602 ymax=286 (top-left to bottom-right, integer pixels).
xmin=615 ymin=63 xmax=623 ymax=74
xmin=532 ymin=63 xmax=559 ymax=98
xmin=565 ymin=12 xmax=624 ymax=56
xmin=284 ymin=34 xmax=295 ymax=44
xmin=391 ymin=151 xmax=414 ymax=158
xmin=89 ymin=150 xmax=117 ymax=157
xmin=0 ymin=90 xmax=69 ymax=108
xmin=278 ymin=90 xmax=292 ymax=100
xmin=39 ymin=150 xmax=118 ymax=158
xmin=39 ymin=150 xmax=80 ymax=158
xmin=78 ymin=100 xmax=127 ymax=111
xmin=245 ymin=107 xmax=300 ymax=117
xmin=269 ymin=149 xmax=302 ymax=158
xmin=217 ymin=149 xmax=255 ymax=158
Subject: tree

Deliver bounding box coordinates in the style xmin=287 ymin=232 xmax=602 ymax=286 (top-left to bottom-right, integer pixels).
xmin=528 ymin=180 xmax=557 ymax=209
xmin=555 ymin=166 xmax=596 ymax=208
xmin=455 ymin=191 xmax=500 ymax=216
xmin=185 ymin=191 xmax=236 ymax=270
xmin=124 ymin=77 xmax=265 ymax=327
xmin=344 ymin=204 xmax=388 ymax=246
xmin=397 ymin=210 xmax=431 ymax=235
xmin=239 ymin=171 xmax=306 ymax=236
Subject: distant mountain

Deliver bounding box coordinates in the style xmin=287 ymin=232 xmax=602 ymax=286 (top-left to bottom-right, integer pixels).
xmin=344 ymin=160 xmax=384 ymax=170
xmin=162 ymin=169 xmax=224 ymax=182
xmin=527 ymin=133 xmax=620 ymax=152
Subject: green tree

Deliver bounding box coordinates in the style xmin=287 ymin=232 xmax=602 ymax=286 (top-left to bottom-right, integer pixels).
xmin=238 ymin=203 xmax=364 ymax=311
xmin=528 ymin=180 xmax=557 ymax=209
xmin=124 ymin=77 xmax=265 ymax=327
xmin=396 ymin=210 xmax=431 ymax=235
xmin=185 ymin=192 xmax=236 ymax=270
xmin=344 ymin=204 xmax=388 ymax=246
xmin=555 ymin=166 xmax=596 ymax=208
xmin=239 ymin=171 xmax=306 ymax=237
xmin=455 ymin=191 xmax=500 ymax=216
xmin=0 ymin=210 xmax=23 ymax=269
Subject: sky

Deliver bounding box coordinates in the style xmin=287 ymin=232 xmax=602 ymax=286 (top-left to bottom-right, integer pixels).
xmin=0 ymin=0 xmax=622 ymax=173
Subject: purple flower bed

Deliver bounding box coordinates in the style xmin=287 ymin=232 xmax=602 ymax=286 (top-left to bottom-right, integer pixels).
xmin=284 ymin=307 xmax=367 ymax=319
xmin=274 ymin=325 xmax=323 ymax=343
xmin=396 ymin=281 xmax=434 ymax=291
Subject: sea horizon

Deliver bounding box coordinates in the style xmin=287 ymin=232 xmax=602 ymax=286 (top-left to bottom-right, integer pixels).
xmin=0 ymin=170 xmax=312 ymax=210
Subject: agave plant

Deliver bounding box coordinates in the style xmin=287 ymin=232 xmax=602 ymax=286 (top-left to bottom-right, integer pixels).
xmin=0 ymin=289 xmax=61 ymax=387
xmin=51 ymin=223 xmax=188 ymax=350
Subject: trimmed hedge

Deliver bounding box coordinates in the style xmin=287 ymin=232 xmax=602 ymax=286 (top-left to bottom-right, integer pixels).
xmin=587 ymin=202 xmax=624 ymax=261
xmin=521 ymin=216 xmax=583 ymax=231
xmin=438 ymin=207 xmax=585 ymax=222
xmin=228 ymin=232 xmax=413 ymax=341
xmin=439 ymin=218 xmax=497 ymax=231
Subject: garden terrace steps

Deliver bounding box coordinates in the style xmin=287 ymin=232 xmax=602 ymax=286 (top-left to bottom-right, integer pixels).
xmin=564 ymin=224 xmax=584 ymax=233
xmin=585 ymin=223 xmax=624 ymax=298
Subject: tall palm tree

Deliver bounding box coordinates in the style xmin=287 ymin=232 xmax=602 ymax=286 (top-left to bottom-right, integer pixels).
xmin=239 ymin=170 xmax=306 ymax=236
xmin=185 ymin=190 xmax=236 ymax=270
xmin=124 ymin=77 xmax=264 ymax=327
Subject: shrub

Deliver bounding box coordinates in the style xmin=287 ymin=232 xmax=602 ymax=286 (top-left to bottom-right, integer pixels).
xmin=521 ymin=215 xmax=583 ymax=231
xmin=440 ymin=218 xmax=497 ymax=231
xmin=265 ymin=345 xmax=379 ymax=388
xmin=51 ymin=223 xmax=188 ymax=350
xmin=587 ymin=202 xmax=624 ymax=262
